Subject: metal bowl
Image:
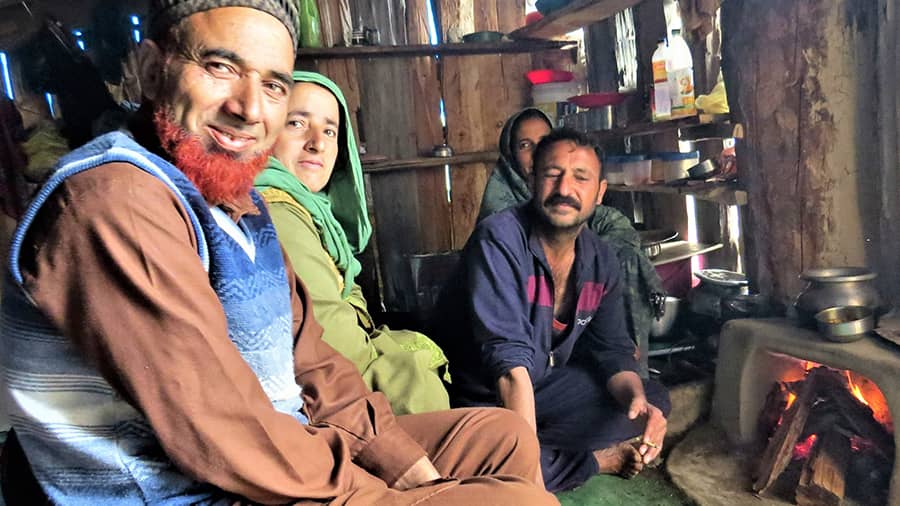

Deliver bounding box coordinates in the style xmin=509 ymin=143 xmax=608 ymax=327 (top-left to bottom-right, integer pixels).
xmin=814 ymin=305 xmax=875 ymax=343
xmin=638 ymin=229 xmax=677 ymax=259
xmin=431 ymin=144 xmax=454 ymax=157
xmin=687 ymin=159 xmax=717 ymax=180
xmin=461 ymin=31 xmax=504 ymax=43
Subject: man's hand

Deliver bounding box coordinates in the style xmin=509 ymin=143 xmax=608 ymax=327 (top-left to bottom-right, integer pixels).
xmin=392 ymin=455 xmax=442 ymax=491
xmin=627 ymin=397 xmax=667 ymax=464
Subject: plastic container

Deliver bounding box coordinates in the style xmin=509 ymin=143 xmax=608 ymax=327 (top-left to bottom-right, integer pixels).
xmin=526 ymin=69 xmax=575 ymax=85
xmin=651 ymin=39 xmax=671 ymax=121
xmin=603 ymin=155 xmax=627 ymax=185
xmin=531 ymin=81 xmax=583 ymax=105
xmin=650 ymin=151 xmax=699 ymax=182
xmin=605 ymin=154 xmax=649 ymax=186
xmin=666 ymin=29 xmax=696 ymax=118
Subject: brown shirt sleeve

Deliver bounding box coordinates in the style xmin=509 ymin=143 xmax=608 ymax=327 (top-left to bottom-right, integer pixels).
xmin=20 ymin=163 xmax=424 ymax=503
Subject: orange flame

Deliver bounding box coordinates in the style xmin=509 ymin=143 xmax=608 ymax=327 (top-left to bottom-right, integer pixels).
xmin=845 ymin=371 xmax=870 ymax=407
xmin=785 ymin=392 xmax=797 ymax=410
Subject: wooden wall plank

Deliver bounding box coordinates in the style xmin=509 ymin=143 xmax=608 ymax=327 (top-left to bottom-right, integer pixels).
xmin=440 ymin=0 xmax=524 ymax=38
xmin=496 ymin=0 xmax=527 ymax=34
xmin=315 ymin=0 xmax=345 ymax=47
xmin=473 ymin=1 xmax=499 ymax=32
xmin=408 ymin=0 xmax=453 ymax=253
xmin=438 ymin=0 xmax=474 ymax=42
xmin=450 ymin=162 xmax=491 ymax=248
xmin=443 ymin=53 xmax=531 ymax=246
xmin=443 ymin=54 xmax=531 ymax=151
xmin=358 ymin=59 xmax=417 ymax=159
xmin=357 ymin=58 xmax=420 ymax=310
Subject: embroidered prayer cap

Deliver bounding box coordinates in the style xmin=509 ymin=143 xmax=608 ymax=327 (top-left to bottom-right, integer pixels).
xmin=149 ymin=0 xmax=300 ymax=49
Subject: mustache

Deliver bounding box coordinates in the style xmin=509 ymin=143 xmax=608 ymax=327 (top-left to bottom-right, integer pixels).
xmin=543 ymin=194 xmax=581 ymax=210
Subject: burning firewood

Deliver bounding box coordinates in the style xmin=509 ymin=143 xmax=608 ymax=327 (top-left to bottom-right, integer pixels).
xmin=753 ymin=367 xmax=823 ymax=493
xmin=753 ymin=365 xmax=895 ymax=503
xmin=795 ymin=430 xmax=851 ymax=506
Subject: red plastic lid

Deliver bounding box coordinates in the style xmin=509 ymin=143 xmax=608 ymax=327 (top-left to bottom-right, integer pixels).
xmin=567 ymin=92 xmax=628 ymax=108
xmin=525 ymin=69 xmax=575 ymax=85
xmin=525 ymin=11 xmax=544 ymax=25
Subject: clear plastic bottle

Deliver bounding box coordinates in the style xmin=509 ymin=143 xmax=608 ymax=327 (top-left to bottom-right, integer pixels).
xmin=666 ymin=29 xmax=696 ymax=118
xmin=651 ymin=39 xmax=671 ymax=122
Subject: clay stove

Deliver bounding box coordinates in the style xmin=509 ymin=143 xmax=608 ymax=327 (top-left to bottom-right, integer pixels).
xmin=712 ymin=318 xmax=898 ymax=505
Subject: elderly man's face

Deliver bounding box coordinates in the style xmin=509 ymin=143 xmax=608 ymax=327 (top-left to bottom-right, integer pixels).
xmin=273 ymin=82 xmax=341 ymax=193
xmin=157 ymin=7 xmax=294 ymax=158
xmin=532 ymin=140 xmax=606 ymax=231
xmin=143 ymin=7 xmax=294 ymax=202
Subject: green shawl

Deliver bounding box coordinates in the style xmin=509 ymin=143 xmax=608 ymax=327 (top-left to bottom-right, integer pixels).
xmin=255 ymin=71 xmax=371 ymax=298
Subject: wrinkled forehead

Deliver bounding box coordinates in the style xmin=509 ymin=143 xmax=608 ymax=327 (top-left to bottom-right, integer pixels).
xmin=169 ymin=7 xmax=295 ymax=78
xmin=538 ymin=141 xmax=601 ymax=173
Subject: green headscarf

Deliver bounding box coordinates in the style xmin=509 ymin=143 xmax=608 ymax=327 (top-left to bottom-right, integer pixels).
xmin=255 ymin=71 xmax=371 ymax=298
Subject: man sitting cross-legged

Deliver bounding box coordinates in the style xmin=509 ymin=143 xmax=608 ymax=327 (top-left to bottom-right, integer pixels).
xmin=432 ymin=128 xmax=671 ymax=492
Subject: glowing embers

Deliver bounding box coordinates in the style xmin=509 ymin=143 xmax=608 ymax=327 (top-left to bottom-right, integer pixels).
xmin=754 ymin=364 xmax=894 ymax=505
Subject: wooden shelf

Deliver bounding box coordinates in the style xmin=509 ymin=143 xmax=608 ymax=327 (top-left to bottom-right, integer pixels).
xmin=607 ymin=181 xmax=748 ymax=206
xmin=296 ymin=40 xmax=575 ymax=60
xmin=651 ymin=241 xmax=723 ymax=266
xmin=509 ymin=0 xmax=643 ymax=40
xmin=362 ymin=151 xmax=499 ymax=174
xmin=592 ymin=114 xmax=734 ymax=141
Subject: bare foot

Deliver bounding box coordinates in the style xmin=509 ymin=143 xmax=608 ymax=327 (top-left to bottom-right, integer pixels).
xmin=593 ymin=442 xmax=644 ymax=479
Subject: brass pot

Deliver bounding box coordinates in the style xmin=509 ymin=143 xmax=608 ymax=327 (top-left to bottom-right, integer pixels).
xmin=794 ymin=267 xmax=880 ymax=324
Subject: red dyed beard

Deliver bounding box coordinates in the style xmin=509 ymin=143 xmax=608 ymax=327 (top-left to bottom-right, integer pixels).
xmin=153 ymin=108 xmax=271 ymax=204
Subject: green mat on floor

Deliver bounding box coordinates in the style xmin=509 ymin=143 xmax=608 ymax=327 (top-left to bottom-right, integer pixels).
xmin=555 ymin=469 xmax=692 ymax=506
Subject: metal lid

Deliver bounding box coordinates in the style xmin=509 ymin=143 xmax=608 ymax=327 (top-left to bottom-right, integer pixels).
xmin=695 ymin=269 xmax=748 ymax=287
xmin=800 ymin=267 xmax=876 ymax=283
xmin=651 ymin=151 xmax=700 ymax=161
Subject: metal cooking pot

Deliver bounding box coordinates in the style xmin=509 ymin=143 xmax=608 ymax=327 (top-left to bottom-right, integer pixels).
xmin=688 ymin=269 xmax=749 ymax=319
xmin=794 ymin=267 xmax=880 ymax=324
xmin=651 ymin=296 xmax=681 ymax=337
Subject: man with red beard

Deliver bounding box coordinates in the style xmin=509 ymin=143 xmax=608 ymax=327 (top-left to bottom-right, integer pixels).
xmin=0 ymin=2 xmax=555 ymax=505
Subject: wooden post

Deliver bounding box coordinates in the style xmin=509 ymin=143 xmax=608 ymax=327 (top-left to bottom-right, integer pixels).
xmin=583 ymin=19 xmax=620 ymax=93
xmin=628 ymin=0 xmax=666 ymax=124
xmin=722 ymin=0 xmax=882 ymax=304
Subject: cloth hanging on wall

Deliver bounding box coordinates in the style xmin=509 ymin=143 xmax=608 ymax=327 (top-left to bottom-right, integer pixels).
xmin=679 ymin=0 xmax=720 ymax=40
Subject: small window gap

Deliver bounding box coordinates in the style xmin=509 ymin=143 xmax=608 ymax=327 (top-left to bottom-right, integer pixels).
xmin=0 ymin=52 xmax=14 ymax=100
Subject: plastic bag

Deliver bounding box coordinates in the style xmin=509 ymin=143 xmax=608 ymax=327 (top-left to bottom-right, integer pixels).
xmin=296 ymin=0 xmax=323 ymax=48
xmin=695 ymin=80 xmax=729 ymax=114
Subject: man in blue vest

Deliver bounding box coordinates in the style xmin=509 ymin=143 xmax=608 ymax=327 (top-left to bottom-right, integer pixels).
xmin=433 ymin=128 xmax=671 ymax=492
xmin=0 ymin=1 xmax=554 ymax=504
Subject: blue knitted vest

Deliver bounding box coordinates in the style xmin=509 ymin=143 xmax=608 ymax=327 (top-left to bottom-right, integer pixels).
xmin=1 ymin=132 xmax=303 ymax=504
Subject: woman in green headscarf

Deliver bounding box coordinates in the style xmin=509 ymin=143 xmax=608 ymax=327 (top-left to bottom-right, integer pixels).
xmin=479 ymin=108 xmax=666 ymax=375
xmin=255 ymin=71 xmax=449 ymax=415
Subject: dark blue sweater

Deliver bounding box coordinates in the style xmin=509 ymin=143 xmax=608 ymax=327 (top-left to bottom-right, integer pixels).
xmin=433 ymin=205 xmax=639 ymax=404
